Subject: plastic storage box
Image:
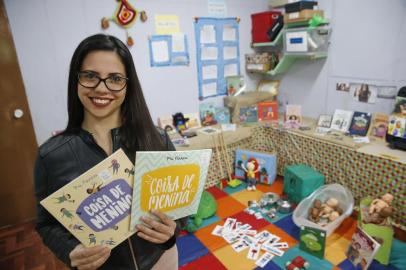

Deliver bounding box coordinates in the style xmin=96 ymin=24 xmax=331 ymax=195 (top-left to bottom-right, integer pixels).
xmin=284 ymin=25 xmax=331 ymax=54
xmin=283 ymin=164 xmax=324 ymax=203
xmin=251 ymin=11 xmax=282 ymax=43
xmin=293 ymin=184 xmax=354 ymax=236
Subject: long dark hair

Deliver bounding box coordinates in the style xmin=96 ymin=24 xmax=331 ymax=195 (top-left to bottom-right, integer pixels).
xmin=65 ymin=34 xmax=165 ymax=152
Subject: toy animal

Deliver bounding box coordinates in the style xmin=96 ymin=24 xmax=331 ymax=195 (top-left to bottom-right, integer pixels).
xmin=172 ymin=112 xmax=189 ymax=133
xmin=184 ymin=191 xmax=217 ymax=232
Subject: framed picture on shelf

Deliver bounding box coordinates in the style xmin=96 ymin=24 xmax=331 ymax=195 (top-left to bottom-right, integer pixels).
xmin=317 ymin=114 xmax=332 ymax=128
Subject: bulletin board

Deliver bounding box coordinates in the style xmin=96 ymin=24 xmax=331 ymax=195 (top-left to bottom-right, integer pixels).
xmin=194 ymin=17 xmax=240 ymax=100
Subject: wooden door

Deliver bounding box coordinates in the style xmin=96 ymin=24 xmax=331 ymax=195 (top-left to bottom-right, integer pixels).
xmin=0 ymin=0 xmax=38 ymax=228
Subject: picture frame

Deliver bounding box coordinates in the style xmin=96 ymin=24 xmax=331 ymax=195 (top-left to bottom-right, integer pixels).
xmin=256 ymin=80 xmax=280 ymax=96
xmin=317 ymin=114 xmax=333 ymax=128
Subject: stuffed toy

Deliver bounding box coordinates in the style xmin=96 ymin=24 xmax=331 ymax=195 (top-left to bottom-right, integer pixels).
xmin=172 ymin=112 xmax=189 ymax=133
xmin=241 ymin=158 xmax=260 ymax=191
xmin=369 ymin=193 xmax=394 ymax=215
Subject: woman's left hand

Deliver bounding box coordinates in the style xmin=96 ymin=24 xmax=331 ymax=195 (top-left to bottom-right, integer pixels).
xmin=135 ymin=209 xmax=176 ymax=244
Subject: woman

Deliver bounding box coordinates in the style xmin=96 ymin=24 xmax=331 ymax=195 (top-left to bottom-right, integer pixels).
xmin=34 ymin=34 xmax=186 ymax=270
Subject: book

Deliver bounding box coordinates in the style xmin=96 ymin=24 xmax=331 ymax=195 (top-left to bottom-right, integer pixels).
xmin=258 ymin=101 xmax=278 ymax=121
xmin=40 ymin=149 xmax=135 ymax=248
xmin=387 ymin=115 xmax=406 ymax=138
xmin=157 ymin=115 xmax=176 ymax=134
xmin=299 ymin=226 xmax=326 ymax=259
xmin=199 ymin=102 xmax=217 ymax=126
xmin=240 ymin=105 xmax=258 ymax=125
xmin=184 ymin=113 xmax=202 ymax=129
xmin=214 ymin=107 xmax=231 ymax=124
xmin=317 ymin=114 xmax=333 ymax=128
xmin=130 ymin=149 xmax=212 ymax=228
xmin=234 ymin=148 xmax=277 ymax=185
xmin=226 ymin=75 xmax=246 ymax=96
xmin=256 ymin=80 xmax=280 ymax=96
xmin=349 ymin=111 xmax=372 ymax=136
xmin=330 ymin=109 xmax=353 ymax=133
xmin=346 ymin=226 xmax=381 ymax=270
xmin=369 ymin=113 xmax=389 ymax=138
xmin=285 ymin=105 xmax=302 ymax=124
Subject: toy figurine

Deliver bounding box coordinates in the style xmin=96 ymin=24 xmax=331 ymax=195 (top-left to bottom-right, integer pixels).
xmin=286 ymin=256 xmax=309 ymax=270
xmin=172 ymin=112 xmax=189 ymax=134
xmin=318 ymin=198 xmax=339 ymax=219
xmin=308 ymin=199 xmax=322 ymax=222
xmin=369 ymin=193 xmax=394 ymax=215
xmin=241 ymin=159 xmax=260 ymax=191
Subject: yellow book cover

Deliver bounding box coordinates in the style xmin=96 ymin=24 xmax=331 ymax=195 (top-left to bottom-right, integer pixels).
xmin=40 ymin=149 xmax=135 ymax=248
xmin=130 ymin=149 xmax=212 ymax=228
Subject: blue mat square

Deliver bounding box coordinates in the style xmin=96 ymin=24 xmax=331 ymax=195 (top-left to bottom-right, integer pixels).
xmin=255 ymin=260 xmax=283 ymax=270
xmin=274 ymin=214 xmax=300 ymax=240
xmin=199 ymin=215 xmax=221 ymax=229
xmin=177 ymin=234 xmax=209 ymax=266
xmin=223 ymin=181 xmax=247 ymax=194
xmin=272 ymin=246 xmax=333 ymax=270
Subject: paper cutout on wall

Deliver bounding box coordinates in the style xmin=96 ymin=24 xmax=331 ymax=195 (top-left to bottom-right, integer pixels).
xmin=194 ymin=17 xmax=240 ymax=100
xmin=208 ymin=0 xmax=228 ymax=17
xmin=149 ymin=34 xmax=189 ymax=67
xmin=101 ymin=0 xmax=147 ymax=46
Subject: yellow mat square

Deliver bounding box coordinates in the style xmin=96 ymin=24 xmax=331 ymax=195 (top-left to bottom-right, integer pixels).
xmin=325 ymin=233 xmax=351 ymax=265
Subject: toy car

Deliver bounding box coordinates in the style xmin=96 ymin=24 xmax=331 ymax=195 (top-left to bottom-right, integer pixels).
xmin=285 ymin=256 xmax=309 ymax=270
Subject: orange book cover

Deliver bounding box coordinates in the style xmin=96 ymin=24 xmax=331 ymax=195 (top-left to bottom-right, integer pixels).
xmin=257 ymin=101 xmax=278 ymax=121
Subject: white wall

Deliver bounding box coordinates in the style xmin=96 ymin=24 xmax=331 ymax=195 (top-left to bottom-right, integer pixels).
xmin=4 ymin=0 xmax=267 ymax=144
xmin=5 ymin=0 xmax=406 ymax=145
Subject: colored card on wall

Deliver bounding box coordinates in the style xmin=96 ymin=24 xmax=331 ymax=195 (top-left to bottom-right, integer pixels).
xmin=130 ymin=150 xmax=212 ymax=228
xmin=40 ymin=149 xmax=135 ymax=248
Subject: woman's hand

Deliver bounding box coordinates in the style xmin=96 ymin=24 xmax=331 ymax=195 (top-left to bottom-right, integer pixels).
xmin=135 ymin=209 xmax=177 ymax=244
xmin=69 ymin=244 xmax=111 ymax=270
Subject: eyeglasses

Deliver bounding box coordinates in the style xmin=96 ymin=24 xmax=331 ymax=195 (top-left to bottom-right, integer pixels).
xmin=78 ymin=71 xmax=128 ymax=92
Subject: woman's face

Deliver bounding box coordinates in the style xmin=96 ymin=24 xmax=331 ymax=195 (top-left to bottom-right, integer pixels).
xmin=78 ymin=51 xmax=127 ymax=122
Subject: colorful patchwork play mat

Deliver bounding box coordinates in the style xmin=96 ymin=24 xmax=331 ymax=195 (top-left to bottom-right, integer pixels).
xmin=177 ymin=178 xmax=406 ymax=270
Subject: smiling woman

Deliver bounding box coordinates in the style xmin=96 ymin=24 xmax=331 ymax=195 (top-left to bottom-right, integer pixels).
xmin=33 ymin=34 xmax=187 ymax=270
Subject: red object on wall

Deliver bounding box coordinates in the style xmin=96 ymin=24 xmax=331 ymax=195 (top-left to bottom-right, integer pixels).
xmin=251 ymin=11 xmax=282 ymax=43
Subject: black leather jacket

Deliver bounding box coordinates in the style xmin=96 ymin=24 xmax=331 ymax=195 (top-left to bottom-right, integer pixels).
xmin=34 ymin=127 xmax=186 ymax=270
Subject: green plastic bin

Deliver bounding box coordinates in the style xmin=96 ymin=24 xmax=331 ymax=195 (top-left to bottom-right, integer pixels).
xmin=283 ymin=164 xmax=325 ymax=203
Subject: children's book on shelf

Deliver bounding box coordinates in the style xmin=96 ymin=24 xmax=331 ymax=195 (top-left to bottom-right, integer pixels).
xmin=299 ymin=226 xmax=326 ymax=259
xmin=226 ymin=75 xmax=246 ymax=96
xmin=184 ymin=113 xmax=202 ymax=129
xmin=349 ymin=111 xmax=372 ymax=136
xmin=130 ymin=149 xmax=212 ymax=228
xmin=214 ymin=107 xmax=231 ymax=124
xmin=317 ymin=114 xmax=333 ymax=128
xmin=40 ymin=149 xmax=135 ymax=248
xmin=240 ymin=105 xmax=259 ymax=125
xmin=199 ymin=102 xmax=217 ymax=126
xmin=387 ymin=115 xmax=406 ymax=138
xmin=285 ymin=105 xmax=302 ymax=123
xmin=330 ymin=109 xmax=354 ymax=133
xmin=346 ymin=226 xmax=381 ymax=270
xmin=157 ymin=115 xmax=176 ymax=133
xmin=234 ymin=148 xmax=277 ymax=185
xmin=369 ymin=113 xmax=389 ymax=138
xmin=257 ymin=101 xmax=278 ymax=121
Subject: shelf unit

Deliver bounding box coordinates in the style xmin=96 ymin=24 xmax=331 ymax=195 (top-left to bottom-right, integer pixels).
xmin=249 ymin=24 xmax=329 ymax=76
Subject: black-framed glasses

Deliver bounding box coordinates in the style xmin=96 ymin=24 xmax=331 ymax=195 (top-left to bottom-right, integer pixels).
xmin=78 ymin=71 xmax=128 ymax=92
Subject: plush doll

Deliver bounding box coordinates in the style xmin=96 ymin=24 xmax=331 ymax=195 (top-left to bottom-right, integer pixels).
xmin=241 ymin=159 xmax=260 ymax=191
xmin=369 ymin=193 xmax=394 ymax=215
xmin=172 ymin=112 xmax=189 ymax=133
xmin=318 ymin=197 xmax=339 ymax=219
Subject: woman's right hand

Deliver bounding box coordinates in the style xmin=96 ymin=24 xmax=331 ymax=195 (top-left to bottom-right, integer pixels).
xmin=69 ymin=244 xmax=111 ymax=270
